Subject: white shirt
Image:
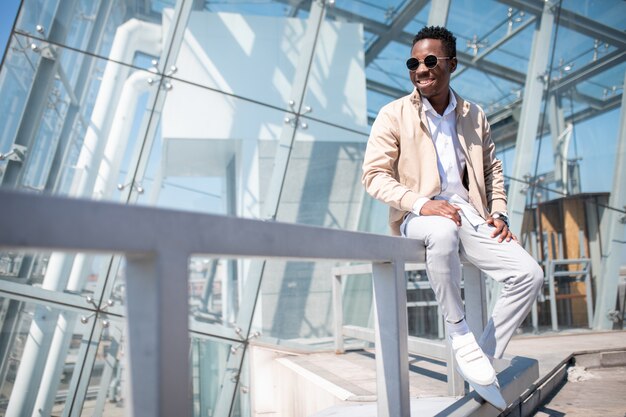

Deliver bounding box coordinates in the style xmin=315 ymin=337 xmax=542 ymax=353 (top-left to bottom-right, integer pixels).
xmin=411 ymin=91 xmax=485 ymax=227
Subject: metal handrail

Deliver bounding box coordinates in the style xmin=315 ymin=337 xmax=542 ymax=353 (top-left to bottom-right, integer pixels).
xmin=0 ymin=189 xmax=424 ymax=417
xmin=332 ymin=260 xmax=489 ymax=397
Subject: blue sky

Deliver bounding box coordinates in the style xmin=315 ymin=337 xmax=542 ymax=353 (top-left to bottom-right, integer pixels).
xmin=0 ymin=0 xmax=20 ymax=58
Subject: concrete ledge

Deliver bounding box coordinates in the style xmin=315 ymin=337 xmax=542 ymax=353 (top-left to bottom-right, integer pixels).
xmin=434 ymin=356 xmax=539 ymax=417
xmin=503 ymin=348 xmax=626 ymax=417
xmin=575 ymin=349 xmax=626 ymax=368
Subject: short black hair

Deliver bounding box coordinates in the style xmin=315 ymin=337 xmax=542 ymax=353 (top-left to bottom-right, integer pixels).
xmin=412 ymin=26 xmax=457 ymax=58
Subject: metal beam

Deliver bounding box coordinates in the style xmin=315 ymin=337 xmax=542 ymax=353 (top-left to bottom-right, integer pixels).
xmin=453 ymin=15 xmax=537 ymax=80
xmin=327 ymin=3 xmax=388 ymax=34
xmin=507 ymin=0 xmax=555 ymax=237
xmin=497 ymin=0 xmax=626 ymax=50
xmin=551 ymin=49 xmax=626 ymax=95
xmin=593 ymin=70 xmax=626 ymax=330
xmin=455 ymin=50 xmax=527 ymax=84
xmin=365 ymin=0 xmax=429 ymax=66
xmin=427 ymin=0 xmax=451 ymax=26
xmin=491 ymin=93 xmax=623 ymax=149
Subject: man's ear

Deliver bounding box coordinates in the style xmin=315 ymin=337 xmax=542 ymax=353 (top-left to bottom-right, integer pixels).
xmin=450 ymin=57 xmax=457 ymax=73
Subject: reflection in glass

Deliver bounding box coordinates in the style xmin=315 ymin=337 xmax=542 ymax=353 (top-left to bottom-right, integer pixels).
xmin=189 ymin=256 xmax=237 ymax=327
xmin=0 ymin=250 xmax=113 ymax=300
xmin=136 ymin=78 xmax=285 ymax=219
xmin=170 ymin=7 xmax=315 ymax=110
xmin=15 ymin=0 xmax=181 ymax=69
xmin=275 ymin=118 xmax=367 ymax=230
xmin=190 ymin=336 xmax=233 ymax=417
xmin=0 ymin=297 xmax=94 ymax=416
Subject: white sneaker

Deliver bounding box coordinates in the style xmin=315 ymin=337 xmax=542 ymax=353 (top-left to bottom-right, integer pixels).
xmin=468 ymin=378 xmax=507 ymax=411
xmin=451 ymin=332 xmax=496 ymax=386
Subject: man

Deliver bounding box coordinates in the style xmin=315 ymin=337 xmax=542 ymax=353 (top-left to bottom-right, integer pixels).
xmin=362 ymin=26 xmax=543 ymax=410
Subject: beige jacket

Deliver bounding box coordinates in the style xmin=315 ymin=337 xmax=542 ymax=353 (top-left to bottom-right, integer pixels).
xmin=362 ymin=89 xmax=507 ymax=236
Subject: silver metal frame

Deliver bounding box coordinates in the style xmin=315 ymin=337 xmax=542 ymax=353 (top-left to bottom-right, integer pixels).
xmin=0 ymin=189 xmax=425 ymax=417
xmin=594 ymin=71 xmax=626 ymax=330
xmin=331 ymin=260 xmax=489 ymax=398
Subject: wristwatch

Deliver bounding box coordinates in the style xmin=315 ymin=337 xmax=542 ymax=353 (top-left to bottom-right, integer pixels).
xmin=492 ymin=212 xmax=510 ymax=227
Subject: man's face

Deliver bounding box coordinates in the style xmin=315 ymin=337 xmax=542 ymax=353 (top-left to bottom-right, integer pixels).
xmin=409 ymin=38 xmax=456 ymax=102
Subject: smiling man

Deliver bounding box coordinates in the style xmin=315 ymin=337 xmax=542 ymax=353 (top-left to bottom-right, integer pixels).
xmin=362 ymin=26 xmax=543 ymax=410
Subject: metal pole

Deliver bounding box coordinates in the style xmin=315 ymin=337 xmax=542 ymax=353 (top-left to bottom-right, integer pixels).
xmin=593 ymin=71 xmax=626 ymax=329
xmin=427 ymin=0 xmax=451 ymax=26
xmin=507 ymin=1 xmax=556 ymax=237
xmin=125 ymin=252 xmax=191 ymax=417
xmin=372 ymin=261 xmax=410 ymax=417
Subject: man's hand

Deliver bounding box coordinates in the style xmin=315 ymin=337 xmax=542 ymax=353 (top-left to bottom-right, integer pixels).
xmin=420 ymin=200 xmax=462 ymax=226
xmin=487 ymin=216 xmax=516 ymax=242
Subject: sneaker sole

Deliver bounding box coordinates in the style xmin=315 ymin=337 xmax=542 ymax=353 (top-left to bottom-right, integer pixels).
xmin=457 ymin=367 xmax=507 ymax=411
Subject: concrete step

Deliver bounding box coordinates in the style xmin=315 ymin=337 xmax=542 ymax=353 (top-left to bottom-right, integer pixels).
xmin=251 ymin=345 xmax=538 ymax=417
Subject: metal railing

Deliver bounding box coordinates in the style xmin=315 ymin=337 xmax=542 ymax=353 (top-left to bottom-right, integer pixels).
xmin=332 ymin=261 xmax=489 ymax=397
xmin=0 ymin=189 xmax=429 ymax=417
xmin=531 ymin=258 xmax=593 ymax=331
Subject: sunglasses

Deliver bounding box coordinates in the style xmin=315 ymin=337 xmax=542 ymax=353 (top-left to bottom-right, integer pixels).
xmin=406 ymin=55 xmax=452 ymax=71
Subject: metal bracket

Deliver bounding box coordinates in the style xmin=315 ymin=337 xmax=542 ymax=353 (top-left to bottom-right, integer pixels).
xmin=147 ymin=60 xmax=178 ymax=90
xmin=117 ymin=181 xmax=144 ymax=194
xmin=0 ymin=145 xmax=27 ymax=162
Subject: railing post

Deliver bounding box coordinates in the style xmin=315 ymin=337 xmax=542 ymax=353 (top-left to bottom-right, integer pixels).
xmin=445 ymin=325 xmax=466 ymax=396
xmin=332 ymin=271 xmax=344 ymax=354
xmin=447 ymin=263 xmax=487 ymax=396
xmin=372 ymin=261 xmax=410 ymax=417
xmin=547 ymin=260 xmax=558 ymax=331
xmin=125 ymin=252 xmax=191 ymax=417
xmin=463 ymin=264 xmax=488 ymax=336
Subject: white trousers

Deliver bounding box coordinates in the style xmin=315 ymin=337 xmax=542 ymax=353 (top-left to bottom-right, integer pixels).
xmin=403 ymin=212 xmax=543 ymax=359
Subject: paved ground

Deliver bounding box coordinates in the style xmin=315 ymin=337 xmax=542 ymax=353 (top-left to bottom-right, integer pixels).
xmin=534 ymin=366 xmax=626 ymax=417
xmin=505 ymin=329 xmax=626 ymax=378
xmin=305 ymin=330 xmax=626 ymax=416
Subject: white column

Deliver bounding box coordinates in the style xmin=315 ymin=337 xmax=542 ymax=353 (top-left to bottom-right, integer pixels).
xmin=593 ymin=71 xmax=626 ymax=330
xmin=507 ymin=1 xmax=556 ymax=237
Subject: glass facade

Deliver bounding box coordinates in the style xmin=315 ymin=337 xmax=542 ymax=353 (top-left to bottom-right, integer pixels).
xmin=0 ymin=0 xmax=624 ymax=415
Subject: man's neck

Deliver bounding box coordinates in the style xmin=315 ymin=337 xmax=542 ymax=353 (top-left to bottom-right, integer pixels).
xmin=422 ymin=90 xmax=455 ymax=117
xmin=430 ymin=96 xmax=449 ymax=116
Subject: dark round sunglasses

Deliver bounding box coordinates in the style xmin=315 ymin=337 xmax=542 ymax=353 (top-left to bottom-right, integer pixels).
xmin=406 ymin=55 xmax=452 ymax=71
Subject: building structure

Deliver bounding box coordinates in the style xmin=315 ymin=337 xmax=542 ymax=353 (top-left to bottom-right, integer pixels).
xmin=0 ymin=0 xmax=624 ymax=416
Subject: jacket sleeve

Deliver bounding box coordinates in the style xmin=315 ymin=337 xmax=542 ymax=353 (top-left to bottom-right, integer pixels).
xmin=480 ymin=110 xmax=508 ymax=214
xmin=361 ymin=107 xmax=420 ymax=212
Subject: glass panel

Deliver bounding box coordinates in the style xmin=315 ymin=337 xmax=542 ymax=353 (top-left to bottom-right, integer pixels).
xmin=447 ymin=0 xmax=516 ymax=50
xmin=454 ymin=67 xmax=522 ymax=112
xmin=302 ymin=11 xmax=372 ymax=131
xmin=135 ymin=77 xmax=287 ymax=219
xmin=0 ymin=250 xmax=115 ymax=300
xmin=0 ymin=34 xmax=37 ymax=166
xmin=561 ymin=0 xmax=626 ymax=28
xmin=275 ymin=118 xmax=368 ymax=230
xmin=366 ymin=40 xmax=413 ymax=98
xmin=0 ymin=40 xmax=160 ymax=200
xmin=169 ymin=2 xmax=320 ymax=111
xmin=191 ymin=335 xmax=234 ymax=417
xmin=256 ymin=259 xmax=337 ymax=350
xmin=189 ymin=256 xmax=239 ymax=329
xmin=74 ymin=314 xmax=238 ymax=417
xmin=0 ymin=296 xmax=98 ymax=416
xmin=571 ymin=107 xmax=620 ymax=194
xmin=335 ymin=0 xmax=414 ymax=24
xmin=15 ymin=0 xmax=183 ymax=71
xmin=75 ymin=316 xmax=126 ymax=416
